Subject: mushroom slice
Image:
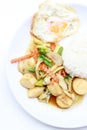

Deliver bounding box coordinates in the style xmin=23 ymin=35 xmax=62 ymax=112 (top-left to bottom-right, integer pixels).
xmin=47 ymin=52 xmax=63 ymax=66
xmin=73 ymin=78 xmax=87 ymax=95
xmin=47 ymin=83 xmax=63 ymax=96
xmin=27 ymin=87 xmax=45 ymax=98
xmin=56 ymin=93 xmax=74 ymax=109
xmin=20 ymin=73 xmax=37 ymax=89
xmin=18 ymin=57 xmax=35 ymax=74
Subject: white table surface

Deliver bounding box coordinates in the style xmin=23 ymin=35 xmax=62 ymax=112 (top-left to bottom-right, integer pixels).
xmin=0 ymin=0 xmax=87 ymax=130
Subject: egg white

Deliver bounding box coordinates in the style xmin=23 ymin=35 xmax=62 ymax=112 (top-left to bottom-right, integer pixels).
xmin=32 ymin=1 xmax=79 ymax=42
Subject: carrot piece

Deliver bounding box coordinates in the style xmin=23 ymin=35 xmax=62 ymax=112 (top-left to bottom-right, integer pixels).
xmin=49 ymin=42 xmax=56 ymax=51
xmin=10 ymin=54 xmax=32 ymax=63
xmin=39 ymin=63 xmax=48 ymax=73
xmin=51 ymin=76 xmax=58 ymax=83
xmin=61 ymin=69 xmax=67 ymax=77
xmin=11 ymin=47 xmax=40 ymax=63
xmin=39 ymin=63 xmax=58 ymax=83
xmin=51 ymin=74 xmax=58 ymax=83
xmin=32 ymin=48 xmax=40 ymax=61
xmin=33 ymin=48 xmax=40 ymax=56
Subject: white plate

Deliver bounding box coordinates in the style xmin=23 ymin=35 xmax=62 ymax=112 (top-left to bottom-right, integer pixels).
xmin=6 ymin=2 xmax=87 ymax=128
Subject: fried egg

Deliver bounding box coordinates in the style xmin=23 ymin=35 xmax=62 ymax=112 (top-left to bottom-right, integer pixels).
xmin=31 ymin=0 xmax=80 ymax=43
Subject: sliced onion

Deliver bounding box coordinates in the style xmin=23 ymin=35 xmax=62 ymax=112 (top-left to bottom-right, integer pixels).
xmin=47 ymin=52 xmax=63 ymax=66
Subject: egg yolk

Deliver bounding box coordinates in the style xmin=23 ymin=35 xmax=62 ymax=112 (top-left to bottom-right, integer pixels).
xmin=50 ymin=22 xmax=67 ymax=33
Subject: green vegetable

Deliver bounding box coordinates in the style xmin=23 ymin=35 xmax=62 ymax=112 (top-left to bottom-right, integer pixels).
xmin=28 ymin=67 xmax=35 ymax=73
xmin=40 ymin=55 xmax=51 ymax=62
xmin=43 ymin=59 xmax=52 ymax=67
xmin=64 ymin=75 xmax=72 ymax=81
xmin=64 ymin=75 xmax=72 ymax=84
xmin=57 ymin=47 xmax=63 ymax=55
xmin=39 ymin=55 xmax=52 ymax=67
xmin=39 ymin=48 xmax=49 ymax=55
xmin=35 ymin=79 xmax=43 ymax=87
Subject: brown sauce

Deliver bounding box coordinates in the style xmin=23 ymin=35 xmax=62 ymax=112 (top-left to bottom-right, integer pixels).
xmin=49 ymin=94 xmax=84 ymax=109
xmin=49 ymin=96 xmax=58 ymax=107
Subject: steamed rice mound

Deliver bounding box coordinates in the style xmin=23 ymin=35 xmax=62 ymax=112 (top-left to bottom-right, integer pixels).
xmin=62 ymin=35 xmax=87 ymax=79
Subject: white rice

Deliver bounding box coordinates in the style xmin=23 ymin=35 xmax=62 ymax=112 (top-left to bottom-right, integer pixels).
xmin=62 ymin=35 xmax=87 ymax=79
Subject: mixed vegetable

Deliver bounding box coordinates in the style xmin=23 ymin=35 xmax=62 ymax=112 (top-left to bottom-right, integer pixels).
xmin=11 ymin=37 xmax=87 ymax=109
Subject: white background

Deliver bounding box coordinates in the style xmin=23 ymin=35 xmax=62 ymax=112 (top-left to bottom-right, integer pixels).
xmin=0 ymin=0 xmax=87 ymax=130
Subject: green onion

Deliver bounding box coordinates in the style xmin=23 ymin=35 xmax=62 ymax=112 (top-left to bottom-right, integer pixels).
xmin=38 ymin=48 xmax=49 ymax=55
xmin=28 ymin=67 xmax=35 ymax=73
xmin=64 ymin=75 xmax=72 ymax=85
xmin=39 ymin=55 xmax=51 ymax=63
xmin=64 ymin=75 xmax=72 ymax=80
xmin=64 ymin=75 xmax=72 ymax=91
xmin=39 ymin=55 xmax=52 ymax=67
xmin=43 ymin=59 xmax=52 ymax=67
xmin=57 ymin=47 xmax=63 ymax=55
xmin=35 ymin=79 xmax=43 ymax=87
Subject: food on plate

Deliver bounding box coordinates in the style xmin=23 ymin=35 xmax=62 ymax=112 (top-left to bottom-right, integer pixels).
xmin=11 ymin=37 xmax=86 ymax=109
xmin=17 ymin=40 xmax=78 ymax=109
xmin=73 ymin=78 xmax=87 ymax=95
xmin=10 ymin=1 xmax=87 ymax=109
xmin=47 ymin=52 xmax=63 ymax=66
xmin=62 ymin=35 xmax=87 ymax=79
xmin=31 ymin=0 xmax=80 ymax=42
xmin=27 ymin=87 xmax=45 ymax=98
xmin=18 ymin=57 xmax=36 ymax=74
xmin=56 ymin=92 xmax=74 ymax=109
xmin=20 ymin=73 xmax=37 ymax=88
xmin=47 ymin=83 xmax=63 ymax=96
